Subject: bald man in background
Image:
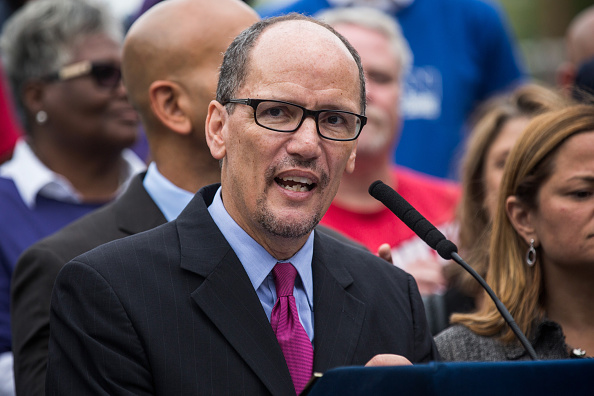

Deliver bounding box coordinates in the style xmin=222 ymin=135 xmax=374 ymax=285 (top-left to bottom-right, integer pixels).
xmin=557 ymin=5 xmax=594 ymax=94
xmin=10 ymin=1 xmax=258 ymax=394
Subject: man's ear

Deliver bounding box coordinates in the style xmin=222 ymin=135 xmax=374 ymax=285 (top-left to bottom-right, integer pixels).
xmin=506 ymin=195 xmax=537 ymax=245
xmin=148 ymin=80 xmax=192 ymax=135
xmin=345 ymin=143 xmax=357 ymax=174
xmin=205 ymin=100 xmax=227 ymax=160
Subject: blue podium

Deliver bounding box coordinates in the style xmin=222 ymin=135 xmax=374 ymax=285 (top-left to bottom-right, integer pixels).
xmin=306 ymin=359 xmax=594 ymax=395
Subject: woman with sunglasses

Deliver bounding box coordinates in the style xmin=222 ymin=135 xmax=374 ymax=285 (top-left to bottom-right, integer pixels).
xmin=0 ymin=0 xmax=144 ymax=392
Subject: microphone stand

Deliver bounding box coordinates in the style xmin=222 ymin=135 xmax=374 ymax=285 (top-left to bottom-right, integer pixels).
xmin=450 ymin=252 xmax=538 ymax=361
xmin=368 ymin=180 xmax=538 ymax=361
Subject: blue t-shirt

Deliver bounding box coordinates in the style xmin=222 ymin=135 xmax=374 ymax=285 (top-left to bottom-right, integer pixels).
xmin=258 ymin=0 xmax=526 ymax=179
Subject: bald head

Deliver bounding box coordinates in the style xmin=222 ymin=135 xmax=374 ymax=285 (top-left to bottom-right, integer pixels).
xmin=566 ymin=6 xmax=594 ymax=65
xmin=216 ymin=13 xmax=366 ymax=112
xmin=249 ymin=20 xmax=361 ymax=101
xmin=122 ymin=0 xmax=258 ymax=130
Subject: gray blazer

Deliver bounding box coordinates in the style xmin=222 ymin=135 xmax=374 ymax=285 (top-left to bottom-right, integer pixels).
xmin=435 ymin=321 xmax=570 ymax=361
xmin=46 ymin=183 xmax=438 ymax=395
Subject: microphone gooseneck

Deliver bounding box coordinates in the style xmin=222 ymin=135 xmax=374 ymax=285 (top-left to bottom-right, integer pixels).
xmin=368 ymin=180 xmax=538 ymax=361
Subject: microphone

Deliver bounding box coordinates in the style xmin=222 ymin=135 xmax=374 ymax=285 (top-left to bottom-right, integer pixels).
xmin=368 ymin=180 xmax=538 ymax=361
xmin=368 ymin=180 xmax=457 ymax=260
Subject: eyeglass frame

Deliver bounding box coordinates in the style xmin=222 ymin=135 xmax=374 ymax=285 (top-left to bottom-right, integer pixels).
xmin=223 ymin=98 xmax=366 ymax=142
xmin=42 ymin=60 xmax=122 ymax=89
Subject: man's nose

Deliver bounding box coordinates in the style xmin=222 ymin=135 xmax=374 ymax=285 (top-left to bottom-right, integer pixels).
xmin=286 ymin=116 xmax=322 ymax=159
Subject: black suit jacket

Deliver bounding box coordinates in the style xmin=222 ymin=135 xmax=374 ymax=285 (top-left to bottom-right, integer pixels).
xmin=46 ymin=184 xmax=438 ymax=395
xmin=11 ymin=173 xmax=166 ymax=396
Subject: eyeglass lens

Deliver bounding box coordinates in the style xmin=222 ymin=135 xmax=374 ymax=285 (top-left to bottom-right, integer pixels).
xmin=255 ymin=101 xmax=361 ymax=140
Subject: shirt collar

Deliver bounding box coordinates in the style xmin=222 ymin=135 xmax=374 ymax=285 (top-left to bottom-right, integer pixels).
xmin=0 ymin=139 xmax=146 ymax=208
xmin=207 ymin=186 xmax=314 ymax=308
xmin=142 ymin=161 xmax=194 ymax=221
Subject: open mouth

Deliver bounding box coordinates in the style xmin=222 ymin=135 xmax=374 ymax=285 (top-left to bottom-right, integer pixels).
xmin=275 ymin=176 xmax=316 ymax=192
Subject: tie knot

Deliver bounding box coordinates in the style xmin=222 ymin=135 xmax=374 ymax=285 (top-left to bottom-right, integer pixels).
xmin=273 ymin=262 xmax=297 ymax=297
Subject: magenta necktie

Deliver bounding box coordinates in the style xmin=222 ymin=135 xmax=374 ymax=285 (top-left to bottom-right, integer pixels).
xmin=270 ymin=262 xmax=314 ymax=395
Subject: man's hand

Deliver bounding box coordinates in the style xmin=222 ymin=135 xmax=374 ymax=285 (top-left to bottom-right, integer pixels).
xmin=365 ymin=354 xmax=412 ymax=367
xmin=405 ymin=258 xmax=446 ymax=296
xmin=376 ymin=244 xmax=446 ymax=296
xmin=376 ymin=243 xmax=392 ymax=264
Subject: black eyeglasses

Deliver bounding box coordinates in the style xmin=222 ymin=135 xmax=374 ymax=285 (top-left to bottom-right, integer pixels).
xmin=43 ymin=60 xmax=122 ymax=89
xmin=223 ymin=98 xmax=366 ymax=141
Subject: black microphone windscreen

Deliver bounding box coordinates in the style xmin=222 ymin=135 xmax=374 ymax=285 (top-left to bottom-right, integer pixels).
xmin=369 ymin=181 xmax=420 ymax=228
xmin=368 ymin=180 xmax=383 ymax=196
xmin=369 ymin=180 xmax=448 ymax=252
xmin=424 ymin=228 xmax=445 ymax=250
xmin=436 ymin=239 xmax=458 ymax=260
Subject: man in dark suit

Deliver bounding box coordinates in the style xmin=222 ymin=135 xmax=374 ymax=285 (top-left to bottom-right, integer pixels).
xmin=45 ymin=12 xmax=438 ymax=396
xmin=10 ymin=1 xmax=259 ymax=395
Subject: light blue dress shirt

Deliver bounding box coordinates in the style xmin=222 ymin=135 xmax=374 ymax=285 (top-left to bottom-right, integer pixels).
xmin=143 ymin=162 xmax=195 ymax=221
xmin=207 ymin=187 xmax=315 ymax=342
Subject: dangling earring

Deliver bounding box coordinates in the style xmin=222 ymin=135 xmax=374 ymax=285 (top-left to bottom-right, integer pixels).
xmin=526 ymin=238 xmax=536 ymax=267
xmin=36 ymin=110 xmax=48 ymax=125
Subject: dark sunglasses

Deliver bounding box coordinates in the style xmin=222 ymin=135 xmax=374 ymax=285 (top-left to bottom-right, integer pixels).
xmin=43 ymin=60 xmax=122 ymax=89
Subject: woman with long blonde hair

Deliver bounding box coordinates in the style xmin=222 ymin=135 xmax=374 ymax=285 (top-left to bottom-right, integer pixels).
xmin=436 ymin=104 xmax=594 ymax=360
xmin=449 ymin=84 xmax=568 ymax=304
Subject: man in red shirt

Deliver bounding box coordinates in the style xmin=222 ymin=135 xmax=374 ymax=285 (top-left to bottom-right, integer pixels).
xmin=319 ymin=7 xmax=460 ymax=295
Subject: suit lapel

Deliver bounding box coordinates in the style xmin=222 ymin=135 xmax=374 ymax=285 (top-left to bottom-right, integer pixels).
xmin=114 ymin=173 xmax=167 ymax=235
xmin=312 ymin=232 xmax=366 ymax=372
xmin=177 ymin=185 xmax=295 ymax=395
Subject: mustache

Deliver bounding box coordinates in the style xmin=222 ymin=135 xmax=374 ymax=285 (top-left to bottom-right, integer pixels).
xmin=266 ymin=157 xmax=330 ymax=189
